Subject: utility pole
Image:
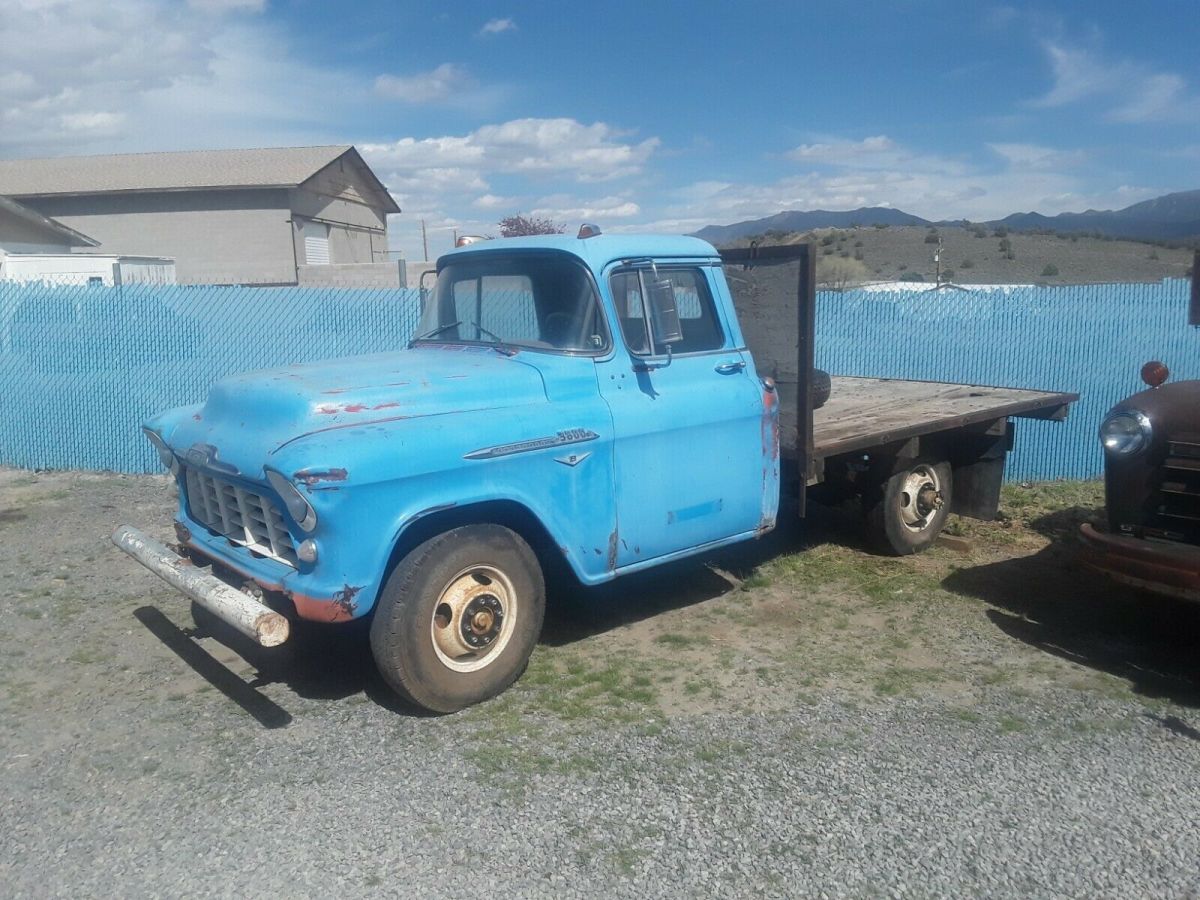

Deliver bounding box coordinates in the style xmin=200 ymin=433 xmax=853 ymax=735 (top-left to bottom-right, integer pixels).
xmin=934 ymin=238 xmax=943 ymax=286
xmin=421 ymin=219 xmax=429 ymax=261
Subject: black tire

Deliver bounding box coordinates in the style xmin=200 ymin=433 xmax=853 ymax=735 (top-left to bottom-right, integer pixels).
xmin=864 ymin=459 xmax=952 ymax=555
xmin=811 ymin=369 xmax=832 ymax=410
xmin=370 ymin=524 xmax=545 ymax=713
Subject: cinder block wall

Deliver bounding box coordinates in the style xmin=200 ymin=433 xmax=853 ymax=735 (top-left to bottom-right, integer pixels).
xmin=296 ymin=262 xmax=403 ymax=289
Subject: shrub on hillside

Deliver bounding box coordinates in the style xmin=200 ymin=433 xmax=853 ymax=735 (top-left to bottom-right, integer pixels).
xmin=1042 ymin=264 xmax=1059 ymax=277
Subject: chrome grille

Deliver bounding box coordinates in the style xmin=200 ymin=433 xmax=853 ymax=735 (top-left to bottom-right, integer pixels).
xmin=1155 ymin=436 xmax=1200 ymax=539
xmin=183 ymin=467 xmax=298 ymax=567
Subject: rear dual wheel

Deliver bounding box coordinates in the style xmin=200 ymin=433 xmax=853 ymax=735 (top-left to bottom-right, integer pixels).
xmin=370 ymin=524 xmax=545 ymax=714
xmin=864 ymin=459 xmax=952 ymax=555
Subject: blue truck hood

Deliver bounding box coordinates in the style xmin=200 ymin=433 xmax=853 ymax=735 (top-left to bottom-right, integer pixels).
xmin=156 ymin=345 xmax=551 ymax=472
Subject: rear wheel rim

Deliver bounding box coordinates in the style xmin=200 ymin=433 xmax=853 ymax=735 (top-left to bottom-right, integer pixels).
xmin=429 ymin=564 xmax=518 ymax=673
xmin=897 ymin=465 xmax=944 ymax=532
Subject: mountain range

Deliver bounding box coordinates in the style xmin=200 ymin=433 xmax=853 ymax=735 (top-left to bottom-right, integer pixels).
xmin=692 ymin=189 xmax=1200 ymax=245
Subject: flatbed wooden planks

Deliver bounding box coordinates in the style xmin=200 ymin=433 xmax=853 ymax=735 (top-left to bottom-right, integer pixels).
xmin=812 ymin=377 xmax=1077 ymax=458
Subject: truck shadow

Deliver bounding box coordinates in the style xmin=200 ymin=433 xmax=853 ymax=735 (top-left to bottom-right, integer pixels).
xmin=134 ymin=603 xmax=424 ymax=721
xmin=941 ymin=507 xmax=1200 ymax=714
xmin=540 ymin=500 xmax=860 ymax=645
xmin=133 ymin=502 xmax=862 ymax=723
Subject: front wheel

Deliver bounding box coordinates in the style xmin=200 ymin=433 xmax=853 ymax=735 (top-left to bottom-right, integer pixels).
xmin=864 ymin=460 xmax=952 ymax=555
xmin=370 ymin=524 xmax=545 ymax=713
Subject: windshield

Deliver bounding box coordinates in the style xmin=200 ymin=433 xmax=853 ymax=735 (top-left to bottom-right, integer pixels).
xmin=414 ymin=254 xmax=608 ymax=353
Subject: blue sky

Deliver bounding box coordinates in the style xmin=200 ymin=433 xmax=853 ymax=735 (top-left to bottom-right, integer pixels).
xmin=2 ymin=1 xmax=1198 ymax=260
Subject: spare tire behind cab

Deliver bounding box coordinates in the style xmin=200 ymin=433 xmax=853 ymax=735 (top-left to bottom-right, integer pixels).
xmin=812 ymin=369 xmax=832 ymax=410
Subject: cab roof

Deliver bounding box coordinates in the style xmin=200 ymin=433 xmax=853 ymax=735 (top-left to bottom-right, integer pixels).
xmin=437 ymin=233 xmax=720 ymax=273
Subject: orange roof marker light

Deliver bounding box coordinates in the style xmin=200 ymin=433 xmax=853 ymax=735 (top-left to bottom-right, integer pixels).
xmin=1140 ymin=360 xmax=1170 ymax=388
xmin=577 ymin=223 xmax=602 ymax=239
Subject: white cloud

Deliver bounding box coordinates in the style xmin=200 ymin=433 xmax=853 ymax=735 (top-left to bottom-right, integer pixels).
xmin=473 ymin=193 xmax=515 ymax=209
xmin=188 ymin=0 xmax=265 ymax=12
xmin=362 ymin=118 xmax=659 ymax=184
xmin=627 ymin=133 xmax=1157 ymax=237
xmin=374 ymin=63 xmax=475 ymax=104
xmin=787 ymin=134 xmax=972 ymax=178
xmin=59 ymin=111 xmax=126 ymax=132
xmin=479 ymin=18 xmax=516 ymax=36
xmin=0 ymin=0 xmax=349 ymax=154
xmin=788 ymin=135 xmax=895 ymax=163
xmin=530 ymin=194 xmax=640 ymax=220
xmin=987 ymin=143 xmax=1086 ymax=170
xmin=1033 ymin=41 xmax=1200 ymax=123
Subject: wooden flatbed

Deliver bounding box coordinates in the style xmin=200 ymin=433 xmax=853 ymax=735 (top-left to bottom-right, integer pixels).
xmin=718 ymin=243 xmax=1078 ymax=547
xmin=813 ymin=377 xmax=1077 ymax=459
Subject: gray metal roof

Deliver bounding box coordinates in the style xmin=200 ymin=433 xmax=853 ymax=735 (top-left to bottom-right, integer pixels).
xmin=0 ymin=145 xmax=400 ymax=213
xmin=0 ymin=194 xmax=99 ymax=247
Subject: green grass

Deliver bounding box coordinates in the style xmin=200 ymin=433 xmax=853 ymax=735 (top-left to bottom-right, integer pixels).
xmin=653 ymin=632 xmax=711 ymax=649
xmin=997 ymin=714 xmax=1029 ymax=733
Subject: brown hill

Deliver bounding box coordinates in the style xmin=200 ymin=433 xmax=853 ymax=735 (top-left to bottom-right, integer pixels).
xmin=721 ymin=225 xmax=1193 ymax=287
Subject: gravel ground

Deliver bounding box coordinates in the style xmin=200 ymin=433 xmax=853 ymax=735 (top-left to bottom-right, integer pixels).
xmin=1 ymin=469 xmax=1198 ymax=898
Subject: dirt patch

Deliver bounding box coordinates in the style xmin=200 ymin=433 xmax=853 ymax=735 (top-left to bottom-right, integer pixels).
xmin=1 ymin=469 xmax=1197 ymax=741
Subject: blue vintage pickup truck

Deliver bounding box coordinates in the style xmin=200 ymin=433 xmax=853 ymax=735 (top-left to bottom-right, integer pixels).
xmin=115 ymin=229 xmax=1076 ymax=712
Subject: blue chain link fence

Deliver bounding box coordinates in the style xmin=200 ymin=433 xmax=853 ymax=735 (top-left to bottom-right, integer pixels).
xmin=0 ymin=279 xmax=1194 ymax=478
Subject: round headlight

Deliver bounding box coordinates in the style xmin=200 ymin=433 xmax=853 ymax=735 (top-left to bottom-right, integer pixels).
xmin=265 ymin=469 xmax=318 ymax=532
xmin=1100 ymin=410 xmax=1152 ymax=456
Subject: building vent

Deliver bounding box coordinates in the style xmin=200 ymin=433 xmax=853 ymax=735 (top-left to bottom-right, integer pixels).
xmin=299 ymin=219 xmax=330 ymax=266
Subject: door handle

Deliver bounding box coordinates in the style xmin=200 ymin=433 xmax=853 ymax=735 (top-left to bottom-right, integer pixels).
xmin=714 ymin=360 xmax=746 ymax=374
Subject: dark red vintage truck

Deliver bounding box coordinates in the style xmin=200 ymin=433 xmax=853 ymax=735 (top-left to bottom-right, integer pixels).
xmin=1080 ymin=253 xmax=1200 ymax=602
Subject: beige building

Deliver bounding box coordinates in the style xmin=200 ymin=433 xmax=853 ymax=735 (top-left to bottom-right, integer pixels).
xmin=0 ymin=146 xmax=401 ymax=286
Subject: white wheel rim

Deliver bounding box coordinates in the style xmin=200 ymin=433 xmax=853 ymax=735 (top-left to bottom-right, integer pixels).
xmin=896 ymin=465 xmax=944 ymax=533
xmin=429 ymin=564 xmax=518 ymax=673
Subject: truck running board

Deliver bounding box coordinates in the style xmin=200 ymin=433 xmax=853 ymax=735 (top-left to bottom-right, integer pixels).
xmin=112 ymin=525 xmax=290 ymax=647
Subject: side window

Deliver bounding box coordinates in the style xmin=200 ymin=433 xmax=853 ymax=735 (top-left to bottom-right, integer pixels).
xmin=609 ymin=267 xmax=724 ymax=355
xmin=610 ymin=270 xmax=648 ymax=354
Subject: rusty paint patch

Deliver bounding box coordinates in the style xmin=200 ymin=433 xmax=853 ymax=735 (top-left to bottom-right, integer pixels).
xmin=291 ymin=590 xmax=358 ymax=623
xmin=192 ymin=413 xmax=202 ymax=421
xmin=761 ymin=384 xmax=780 ymax=462
xmin=293 ymin=467 xmax=348 ymax=486
xmin=332 ymin=583 xmax=362 ymax=618
xmin=316 ymin=400 xmax=402 ymax=416
xmin=173 ymin=520 xmax=192 ymax=543
xmin=606 ymin=529 xmax=619 ymax=571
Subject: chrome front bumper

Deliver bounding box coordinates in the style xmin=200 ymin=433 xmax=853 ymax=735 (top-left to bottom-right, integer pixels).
xmin=112 ymin=525 xmax=290 ymax=646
